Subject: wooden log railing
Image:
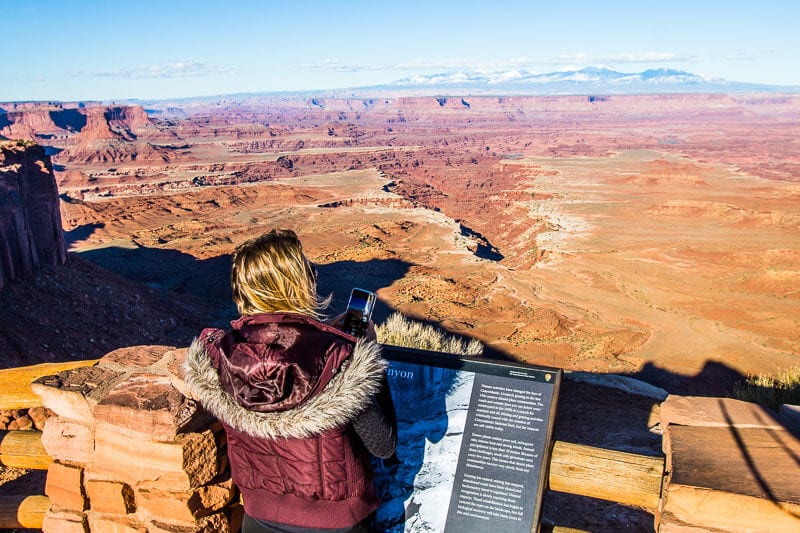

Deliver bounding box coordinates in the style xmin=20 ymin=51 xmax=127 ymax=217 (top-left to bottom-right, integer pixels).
xmin=0 ymin=359 xmax=100 ymax=410
xmin=0 ymin=359 xmax=666 ymax=531
xmin=0 ymin=359 xmax=100 ymax=529
xmin=0 ymin=430 xmax=51 ymax=529
xmin=0 ymin=494 xmax=50 ymax=529
xmin=0 ymin=429 xmax=52 ymax=469
xmin=549 ymin=441 xmax=665 ymax=511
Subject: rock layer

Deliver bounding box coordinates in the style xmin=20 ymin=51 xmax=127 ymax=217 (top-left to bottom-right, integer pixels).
xmin=0 ymin=141 xmax=67 ymax=290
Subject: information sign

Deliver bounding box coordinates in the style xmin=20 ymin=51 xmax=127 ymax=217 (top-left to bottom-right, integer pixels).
xmin=373 ymin=346 xmax=561 ymax=533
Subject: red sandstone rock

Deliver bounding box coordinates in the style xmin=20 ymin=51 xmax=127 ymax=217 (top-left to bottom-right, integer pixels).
xmin=6 ymin=414 xmax=33 ymax=430
xmin=32 ymin=365 xmax=124 ymax=424
xmin=661 ymin=395 xmax=787 ymax=429
xmin=27 ymin=337 xmax=238 ymax=532
xmin=0 ymin=103 xmax=87 ymax=140
xmin=45 ymin=461 xmax=87 ymax=511
xmin=663 ymin=480 xmax=800 ymax=532
xmin=29 ymin=406 xmax=52 ymax=430
xmin=136 ymin=476 xmax=235 ymax=522
xmin=40 ymin=416 xmax=95 ymax=464
xmin=99 ymin=345 xmax=176 ymax=369
xmin=85 ymin=512 xmax=146 ymax=533
xmin=146 ymin=511 xmax=230 ymax=533
xmin=68 ymin=106 xmax=150 ymax=143
xmin=0 ymin=141 xmax=67 ymax=290
xmin=31 ymin=380 xmax=93 ymax=424
xmin=660 ymin=395 xmax=800 ymax=532
xmin=166 ymin=347 xmax=193 ymax=398
xmin=92 ymin=425 xmax=219 ymax=489
xmin=84 ymin=478 xmax=136 ymax=515
xmin=103 ymin=106 xmax=153 ymax=137
xmin=93 ymin=372 xmax=208 ymax=440
xmin=42 ymin=507 xmax=89 ymax=533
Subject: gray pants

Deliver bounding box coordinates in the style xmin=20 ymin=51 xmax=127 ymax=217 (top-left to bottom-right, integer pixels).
xmin=242 ymin=513 xmax=374 ymax=533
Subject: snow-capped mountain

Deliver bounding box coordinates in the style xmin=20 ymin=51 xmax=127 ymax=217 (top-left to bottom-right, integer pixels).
xmin=375 ymin=67 xmax=798 ymax=95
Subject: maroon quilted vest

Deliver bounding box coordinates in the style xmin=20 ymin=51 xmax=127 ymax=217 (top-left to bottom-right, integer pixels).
xmin=194 ymin=313 xmax=380 ymax=528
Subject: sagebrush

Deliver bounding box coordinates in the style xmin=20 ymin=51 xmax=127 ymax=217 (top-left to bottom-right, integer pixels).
xmin=734 ymin=366 xmax=800 ymax=411
xmin=376 ymin=312 xmax=483 ymax=356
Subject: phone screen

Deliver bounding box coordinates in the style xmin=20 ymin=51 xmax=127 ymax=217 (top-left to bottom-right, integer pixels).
xmin=343 ymin=288 xmax=375 ymax=337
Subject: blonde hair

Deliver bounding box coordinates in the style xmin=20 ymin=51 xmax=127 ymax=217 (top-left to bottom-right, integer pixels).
xmin=231 ymin=229 xmax=328 ymax=318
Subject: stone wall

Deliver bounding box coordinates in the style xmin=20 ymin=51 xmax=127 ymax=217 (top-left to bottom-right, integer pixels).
xmin=32 ymin=345 xmax=242 ymax=533
xmin=0 ymin=141 xmax=67 ymax=290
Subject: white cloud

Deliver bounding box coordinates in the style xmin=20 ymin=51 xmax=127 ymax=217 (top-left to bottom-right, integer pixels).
xmin=312 ymin=59 xmax=365 ymax=72
xmin=304 ymin=58 xmax=475 ymax=72
xmin=722 ymin=51 xmax=757 ymax=61
xmin=69 ymin=61 xmax=239 ymax=79
xmin=553 ymin=52 xmax=696 ymax=64
xmin=609 ymin=52 xmax=693 ymax=63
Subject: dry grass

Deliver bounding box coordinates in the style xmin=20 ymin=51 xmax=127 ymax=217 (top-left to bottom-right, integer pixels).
xmin=376 ymin=312 xmax=483 ymax=356
xmin=734 ymin=366 xmax=800 ymax=411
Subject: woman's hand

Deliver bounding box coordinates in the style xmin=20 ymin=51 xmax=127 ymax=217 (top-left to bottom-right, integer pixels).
xmin=328 ymin=312 xmax=346 ymax=329
xmin=328 ymin=313 xmax=376 ymax=340
xmin=365 ymin=320 xmax=378 ymax=341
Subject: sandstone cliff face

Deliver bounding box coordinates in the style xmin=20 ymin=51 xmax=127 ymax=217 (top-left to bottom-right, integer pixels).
xmin=75 ymin=106 xmax=141 ymax=141
xmin=0 ymin=103 xmax=156 ymax=141
xmin=0 ymin=141 xmax=67 ymax=290
xmin=0 ymin=104 xmax=87 ymax=140
xmin=0 ymin=104 xmax=170 ymax=165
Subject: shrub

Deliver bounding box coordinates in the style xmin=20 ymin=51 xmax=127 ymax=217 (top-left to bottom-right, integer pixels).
xmin=376 ymin=312 xmax=483 ymax=356
xmin=734 ymin=366 xmax=800 ymax=411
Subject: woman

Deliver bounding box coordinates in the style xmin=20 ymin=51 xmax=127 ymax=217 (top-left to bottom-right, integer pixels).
xmin=183 ymin=229 xmax=396 ymax=532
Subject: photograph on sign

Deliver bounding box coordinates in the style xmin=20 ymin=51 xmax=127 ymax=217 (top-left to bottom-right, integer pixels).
xmin=373 ymin=349 xmax=561 ymax=533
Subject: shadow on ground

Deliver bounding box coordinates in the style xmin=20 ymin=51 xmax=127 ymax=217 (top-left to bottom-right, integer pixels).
xmin=79 ymin=244 xmax=415 ymax=328
xmin=629 ymin=360 xmax=747 ymax=397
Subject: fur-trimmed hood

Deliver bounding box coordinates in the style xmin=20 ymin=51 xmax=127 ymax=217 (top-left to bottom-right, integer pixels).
xmin=182 ymin=318 xmax=387 ymax=441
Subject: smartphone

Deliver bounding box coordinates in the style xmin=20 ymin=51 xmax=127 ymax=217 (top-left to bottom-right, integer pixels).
xmin=342 ymin=288 xmax=376 ymax=337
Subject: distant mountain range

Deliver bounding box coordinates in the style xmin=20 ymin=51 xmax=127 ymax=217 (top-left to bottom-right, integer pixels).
xmin=115 ymin=67 xmax=800 ymax=108
xmin=351 ymin=67 xmax=800 ymax=96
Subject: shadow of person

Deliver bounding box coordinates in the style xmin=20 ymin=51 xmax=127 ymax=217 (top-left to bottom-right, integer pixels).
xmin=540 ymin=368 xmax=666 ymax=532
xmin=629 ymin=360 xmax=747 ymax=397
xmin=78 ymin=246 xmax=415 ymax=329
xmin=315 ymin=258 xmax=412 ymax=324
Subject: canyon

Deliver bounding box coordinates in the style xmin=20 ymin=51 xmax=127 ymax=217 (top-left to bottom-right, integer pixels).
xmin=1 ymin=93 xmax=799 ymax=395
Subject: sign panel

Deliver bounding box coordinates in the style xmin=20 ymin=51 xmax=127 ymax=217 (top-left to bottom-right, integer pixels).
xmin=373 ymin=346 xmax=561 ymax=533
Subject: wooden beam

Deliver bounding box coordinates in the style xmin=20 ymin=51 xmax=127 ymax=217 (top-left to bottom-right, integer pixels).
xmin=548 ymin=440 xmax=665 ymax=511
xmin=0 ymin=430 xmax=51 ymax=469
xmin=0 ymin=359 xmax=99 ymax=410
xmin=0 ymin=495 xmax=49 ymax=529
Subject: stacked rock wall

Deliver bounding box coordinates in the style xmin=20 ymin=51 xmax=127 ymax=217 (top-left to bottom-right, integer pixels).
xmin=0 ymin=140 xmax=67 ymax=290
xmin=32 ymin=345 xmax=242 ymax=532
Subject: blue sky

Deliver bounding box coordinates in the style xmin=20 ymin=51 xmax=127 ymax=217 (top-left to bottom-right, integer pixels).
xmin=4 ymin=0 xmax=799 ymax=101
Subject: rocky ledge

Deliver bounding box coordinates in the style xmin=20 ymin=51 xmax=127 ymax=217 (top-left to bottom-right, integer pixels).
xmin=32 ymin=345 xmax=240 ymax=533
